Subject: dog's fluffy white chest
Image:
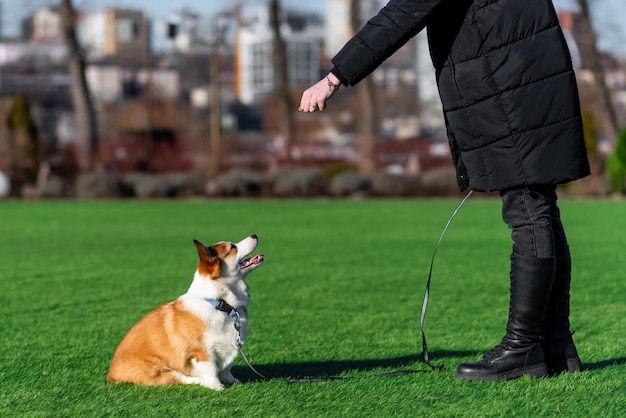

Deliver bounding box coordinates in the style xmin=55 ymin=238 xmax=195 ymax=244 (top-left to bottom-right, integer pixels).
xmin=179 ymin=296 xmax=248 ymax=352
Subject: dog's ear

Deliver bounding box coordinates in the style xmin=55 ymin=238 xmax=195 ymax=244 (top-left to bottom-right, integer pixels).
xmin=193 ymin=239 xmax=220 ymax=278
xmin=193 ymin=239 xmax=217 ymax=260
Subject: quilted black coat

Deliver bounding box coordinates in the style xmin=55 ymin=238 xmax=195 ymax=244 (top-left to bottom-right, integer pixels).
xmin=330 ymin=0 xmax=590 ymax=192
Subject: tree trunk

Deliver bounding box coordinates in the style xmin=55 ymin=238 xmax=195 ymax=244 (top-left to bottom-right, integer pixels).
xmin=59 ymin=0 xmax=98 ymax=171
xmin=210 ymin=46 xmax=222 ymax=178
xmin=576 ymin=0 xmax=619 ymax=143
xmin=269 ymin=0 xmax=294 ymax=162
xmin=351 ymin=0 xmax=379 ymax=173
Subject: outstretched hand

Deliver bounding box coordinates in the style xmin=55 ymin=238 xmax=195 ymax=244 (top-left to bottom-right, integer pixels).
xmin=298 ymin=73 xmax=341 ymax=113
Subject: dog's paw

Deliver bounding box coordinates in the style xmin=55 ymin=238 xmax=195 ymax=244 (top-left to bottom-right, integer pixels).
xmin=176 ymin=373 xmax=202 ymax=385
xmin=198 ymin=375 xmax=225 ymax=391
xmin=205 ymin=381 xmax=226 ymax=391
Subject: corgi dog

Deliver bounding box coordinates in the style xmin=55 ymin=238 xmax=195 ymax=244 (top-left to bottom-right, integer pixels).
xmin=107 ymin=234 xmax=263 ymax=390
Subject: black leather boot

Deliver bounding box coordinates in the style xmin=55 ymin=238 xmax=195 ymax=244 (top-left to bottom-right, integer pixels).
xmin=542 ymin=332 xmax=582 ymax=374
xmin=541 ymin=245 xmax=583 ymax=374
xmin=455 ymin=255 xmax=555 ymax=381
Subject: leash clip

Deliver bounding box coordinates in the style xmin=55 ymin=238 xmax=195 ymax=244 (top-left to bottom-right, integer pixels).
xmin=230 ymin=309 xmax=241 ymax=330
xmin=230 ymin=310 xmax=242 ymax=345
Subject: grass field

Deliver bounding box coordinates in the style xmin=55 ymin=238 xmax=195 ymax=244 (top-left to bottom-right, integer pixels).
xmin=1 ymin=198 xmax=624 ymax=417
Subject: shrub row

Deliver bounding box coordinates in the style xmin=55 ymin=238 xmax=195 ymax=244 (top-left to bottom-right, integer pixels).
xmin=36 ymin=166 xmax=461 ymax=199
xmin=208 ymin=167 xmax=460 ymax=198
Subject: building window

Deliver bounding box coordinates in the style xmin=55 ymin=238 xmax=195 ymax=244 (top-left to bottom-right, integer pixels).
xmin=116 ymin=19 xmax=138 ymax=42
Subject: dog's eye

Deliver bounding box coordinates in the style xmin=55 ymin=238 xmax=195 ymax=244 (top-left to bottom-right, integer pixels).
xmin=230 ymin=244 xmax=237 ymax=252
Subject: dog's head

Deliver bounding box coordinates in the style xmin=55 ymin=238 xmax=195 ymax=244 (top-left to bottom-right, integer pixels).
xmin=193 ymin=234 xmax=264 ymax=281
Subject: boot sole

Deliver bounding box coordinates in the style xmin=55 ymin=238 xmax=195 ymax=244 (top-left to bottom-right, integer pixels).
xmin=455 ymin=363 xmax=549 ymax=381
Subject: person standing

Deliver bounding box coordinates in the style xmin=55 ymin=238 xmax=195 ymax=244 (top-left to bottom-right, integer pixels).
xmin=299 ymin=0 xmax=590 ymax=381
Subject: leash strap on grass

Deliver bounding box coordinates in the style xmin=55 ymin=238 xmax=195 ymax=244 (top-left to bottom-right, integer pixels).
xmin=420 ymin=189 xmax=473 ymax=370
xmin=281 ymin=369 xmax=430 ymax=384
xmin=238 ymin=345 xmax=267 ymax=380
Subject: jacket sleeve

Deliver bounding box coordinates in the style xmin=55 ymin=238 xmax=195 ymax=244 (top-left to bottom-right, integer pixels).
xmin=331 ymin=0 xmax=448 ymax=86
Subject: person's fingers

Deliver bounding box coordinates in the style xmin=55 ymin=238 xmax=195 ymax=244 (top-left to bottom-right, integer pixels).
xmin=299 ymin=79 xmax=334 ymax=112
xmin=298 ymin=91 xmax=313 ymax=112
xmin=300 ymin=96 xmax=323 ymax=112
xmin=299 ymin=100 xmax=317 ymax=113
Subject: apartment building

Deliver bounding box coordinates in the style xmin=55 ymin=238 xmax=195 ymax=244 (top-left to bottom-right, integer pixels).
xmin=323 ymin=0 xmax=379 ymax=57
xmin=236 ymin=6 xmax=323 ymax=105
xmin=77 ymin=9 xmax=151 ymax=67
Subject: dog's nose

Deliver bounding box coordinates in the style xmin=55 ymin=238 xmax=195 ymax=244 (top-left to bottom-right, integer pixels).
xmin=251 ymin=234 xmax=258 ymax=240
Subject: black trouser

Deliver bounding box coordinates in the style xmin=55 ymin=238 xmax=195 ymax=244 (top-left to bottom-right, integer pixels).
xmin=500 ymin=184 xmax=573 ymax=337
xmin=500 ymin=184 xmax=568 ymax=259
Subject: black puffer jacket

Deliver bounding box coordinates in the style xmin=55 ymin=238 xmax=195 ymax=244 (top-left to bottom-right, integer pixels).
xmin=331 ymin=0 xmax=590 ymax=192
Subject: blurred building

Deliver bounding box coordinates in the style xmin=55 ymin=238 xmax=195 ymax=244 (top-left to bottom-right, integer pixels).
xmin=0 ymin=40 xmax=66 ymax=67
xmin=237 ymin=6 xmax=323 ymax=104
xmin=324 ymin=0 xmax=379 ymax=57
xmin=163 ymin=9 xmax=212 ymax=54
xmin=77 ymin=9 xmax=151 ymax=67
xmin=21 ymin=6 xmax=63 ymax=43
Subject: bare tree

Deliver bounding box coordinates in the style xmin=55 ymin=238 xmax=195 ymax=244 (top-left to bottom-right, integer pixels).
xmin=59 ymin=0 xmax=98 ymax=171
xmin=576 ymin=0 xmax=620 ymax=142
xmin=350 ymin=0 xmax=379 ymax=173
xmin=208 ymin=14 xmax=231 ymax=178
xmin=269 ymin=0 xmax=295 ymax=161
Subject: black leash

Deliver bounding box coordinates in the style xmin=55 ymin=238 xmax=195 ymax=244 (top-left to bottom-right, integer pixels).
xmin=232 ymin=191 xmax=474 ymax=383
xmin=205 ymin=298 xmax=269 ymax=380
xmin=238 ymin=345 xmax=267 ymax=380
xmin=278 ymin=369 xmax=430 ymax=384
xmin=419 ymin=190 xmax=473 ymax=369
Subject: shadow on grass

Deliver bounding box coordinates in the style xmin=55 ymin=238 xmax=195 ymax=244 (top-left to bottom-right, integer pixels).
xmin=582 ymin=357 xmax=626 ymax=371
xmin=233 ymin=353 xmax=626 ymax=383
xmin=233 ymin=350 xmax=475 ymax=383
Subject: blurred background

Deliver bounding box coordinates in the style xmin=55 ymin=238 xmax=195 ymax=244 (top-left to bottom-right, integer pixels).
xmin=0 ymin=0 xmax=625 ymax=199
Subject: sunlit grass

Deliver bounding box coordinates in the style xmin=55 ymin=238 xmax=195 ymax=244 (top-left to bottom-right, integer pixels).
xmin=0 ymin=199 xmax=624 ymax=417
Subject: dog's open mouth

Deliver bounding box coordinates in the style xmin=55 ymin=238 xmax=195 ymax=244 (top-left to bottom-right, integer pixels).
xmin=240 ymin=254 xmax=264 ymax=269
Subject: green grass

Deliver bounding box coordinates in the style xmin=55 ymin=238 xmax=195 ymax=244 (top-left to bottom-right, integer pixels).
xmin=1 ymin=198 xmax=624 ymax=417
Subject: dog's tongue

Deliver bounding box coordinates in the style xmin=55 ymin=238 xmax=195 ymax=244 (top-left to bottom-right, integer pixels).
xmin=241 ymin=254 xmax=264 ymax=269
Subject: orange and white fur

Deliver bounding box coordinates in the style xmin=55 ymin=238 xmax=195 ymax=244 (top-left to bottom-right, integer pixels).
xmin=107 ymin=234 xmax=263 ymax=390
